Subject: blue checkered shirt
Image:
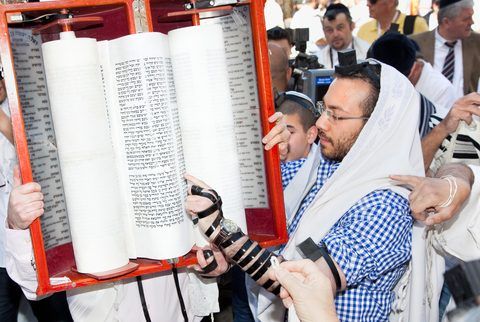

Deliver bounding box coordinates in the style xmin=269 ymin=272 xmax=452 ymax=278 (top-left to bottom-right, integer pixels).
xmin=281 ymin=158 xmax=412 ymax=321
xmin=280 ymin=158 xmax=306 ymax=189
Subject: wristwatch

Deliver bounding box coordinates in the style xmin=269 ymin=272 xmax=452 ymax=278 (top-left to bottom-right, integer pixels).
xmin=213 ymin=218 xmax=239 ymax=246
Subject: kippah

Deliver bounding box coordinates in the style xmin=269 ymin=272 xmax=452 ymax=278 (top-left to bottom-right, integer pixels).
xmin=368 ymin=32 xmax=417 ymax=77
xmin=439 ymin=0 xmax=463 ymax=9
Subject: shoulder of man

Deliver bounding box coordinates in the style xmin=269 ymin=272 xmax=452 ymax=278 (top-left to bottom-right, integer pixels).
xmin=465 ymin=31 xmax=480 ymax=48
xmin=409 ymin=30 xmax=434 ymax=46
xmin=357 ymin=20 xmax=376 ymax=43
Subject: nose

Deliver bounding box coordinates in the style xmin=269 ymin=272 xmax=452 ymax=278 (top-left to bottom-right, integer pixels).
xmin=316 ymin=113 xmax=330 ymax=132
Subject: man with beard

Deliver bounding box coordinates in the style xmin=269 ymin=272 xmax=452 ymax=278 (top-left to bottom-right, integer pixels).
xmin=313 ymin=4 xmax=370 ymax=68
xmin=185 ymin=59 xmax=424 ymax=321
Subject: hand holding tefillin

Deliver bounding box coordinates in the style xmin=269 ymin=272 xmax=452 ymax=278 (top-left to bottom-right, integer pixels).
xmin=185 ymin=175 xmax=282 ymax=296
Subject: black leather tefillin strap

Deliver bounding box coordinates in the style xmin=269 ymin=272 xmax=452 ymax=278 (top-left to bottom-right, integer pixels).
xmin=199 ymin=256 xmax=218 ymax=275
xmin=245 ymin=251 xmax=271 ymax=275
xmin=191 ymin=185 xmax=220 ymax=204
xmin=204 ymin=212 xmax=223 ymax=238
xmin=136 ymin=276 xmax=152 ymax=322
xmin=196 ymin=199 xmax=222 ymax=219
xmin=237 ymin=245 xmax=262 ymax=268
xmin=297 ymin=238 xmax=341 ymax=290
xmin=231 ymin=239 xmax=254 ymax=262
xmin=219 ymin=231 xmax=244 ymax=249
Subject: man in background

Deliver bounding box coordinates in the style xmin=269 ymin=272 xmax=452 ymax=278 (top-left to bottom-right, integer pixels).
xmin=358 ymin=0 xmax=429 ymax=43
xmin=268 ymin=42 xmax=292 ymax=93
xmin=314 ymin=4 xmax=370 ymax=68
xmin=267 ymin=26 xmax=293 ymax=58
xmin=411 ymin=0 xmax=480 ymax=97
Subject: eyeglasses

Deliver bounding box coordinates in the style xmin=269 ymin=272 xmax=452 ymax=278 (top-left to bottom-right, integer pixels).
xmin=317 ymin=101 xmax=369 ymax=123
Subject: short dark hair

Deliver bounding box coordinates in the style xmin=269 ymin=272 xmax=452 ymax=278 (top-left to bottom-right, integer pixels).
xmin=334 ymin=64 xmax=381 ymax=117
xmin=267 ymin=27 xmax=292 ymax=45
xmin=323 ymin=3 xmax=353 ymax=23
xmin=277 ymin=100 xmax=318 ymax=132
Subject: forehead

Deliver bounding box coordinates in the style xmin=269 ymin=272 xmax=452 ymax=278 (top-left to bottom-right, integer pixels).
xmin=284 ymin=113 xmax=306 ymax=128
xmin=323 ymin=78 xmax=372 ymax=112
xmin=455 ymin=7 xmax=474 ymax=20
xmin=323 ymin=13 xmax=350 ymax=26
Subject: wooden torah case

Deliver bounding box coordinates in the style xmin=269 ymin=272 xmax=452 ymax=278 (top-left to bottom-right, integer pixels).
xmin=0 ymin=0 xmax=287 ymax=295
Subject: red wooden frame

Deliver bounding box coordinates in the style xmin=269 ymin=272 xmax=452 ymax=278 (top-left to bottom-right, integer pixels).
xmin=0 ymin=0 xmax=287 ymax=296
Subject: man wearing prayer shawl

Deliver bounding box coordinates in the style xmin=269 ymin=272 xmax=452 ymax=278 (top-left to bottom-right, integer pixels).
xmin=184 ymin=60 xmax=425 ymax=321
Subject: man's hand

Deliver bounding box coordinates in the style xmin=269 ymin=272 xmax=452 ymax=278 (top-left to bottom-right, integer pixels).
xmin=190 ymin=245 xmax=230 ymax=277
xmin=390 ymin=169 xmax=472 ymax=225
xmin=184 ymin=174 xmax=214 ymax=217
xmin=269 ymin=259 xmax=338 ymax=322
xmin=7 ymin=167 xmax=44 ymax=230
xmin=438 ymin=92 xmax=480 ymax=135
xmin=421 ymin=93 xmax=480 ymax=169
xmin=262 ymin=112 xmax=290 ymax=161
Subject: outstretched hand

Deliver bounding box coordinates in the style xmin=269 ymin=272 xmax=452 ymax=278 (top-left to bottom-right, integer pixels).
xmin=390 ymin=174 xmax=471 ymax=225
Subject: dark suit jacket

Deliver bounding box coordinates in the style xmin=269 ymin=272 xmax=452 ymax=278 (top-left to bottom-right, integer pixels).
xmin=410 ymin=31 xmax=480 ymax=94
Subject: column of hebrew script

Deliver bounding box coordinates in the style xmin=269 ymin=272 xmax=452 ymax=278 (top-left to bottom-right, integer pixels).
xmin=100 ymin=33 xmax=193 ymax=259
xmin=202 ymin=6 xmax=269 ymax=208
xmin=9 ymin=28 xmax=71 ymax=250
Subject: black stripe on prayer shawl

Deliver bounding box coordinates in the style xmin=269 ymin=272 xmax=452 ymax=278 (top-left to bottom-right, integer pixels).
xmin=452 ymin=153 xmax=480 ymax=159
xmin=429 ymin=112 xmax=480 ymax=164
xmin=419 ymin=94 xmax=436 ymax=138
xmin=457 ymin=134 xmax=480 ymax=151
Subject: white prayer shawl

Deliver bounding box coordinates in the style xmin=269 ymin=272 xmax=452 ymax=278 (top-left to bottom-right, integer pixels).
xmin=255 ymin=62 xmax=426 ymax=321
xmin=283 ymin=143 xmax=321 ymax=223
xmin=418 ymin=168 xmax=480 ymax=322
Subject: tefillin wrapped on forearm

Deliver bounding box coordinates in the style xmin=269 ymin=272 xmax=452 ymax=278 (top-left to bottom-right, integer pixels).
xmin=190 ymin=185 xmax=281 ymax=295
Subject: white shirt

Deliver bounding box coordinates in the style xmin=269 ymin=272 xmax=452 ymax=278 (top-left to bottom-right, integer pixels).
xmin=313 ymin=36 xmax=370 ymax=69
xmin=0 ymin=98 xmax=16 ymax=268
xmin=433 ymin=28 xmax=464 ymax=99
xmin=5 ymin=228 xmax=210 ymax=321
xmin=415 ymin=59 xmax=457 ymax=118
xmin=264 ymin=0 xmax=284 ymax=30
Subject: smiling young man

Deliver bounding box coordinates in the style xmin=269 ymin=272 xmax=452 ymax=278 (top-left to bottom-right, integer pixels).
xmin=358 ymin=0 xmax=428 ymax=43
xmin=314 ymin=4 xmax=370 ymax=68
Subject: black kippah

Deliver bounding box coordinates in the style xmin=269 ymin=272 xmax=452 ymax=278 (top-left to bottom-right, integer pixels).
xmin=439 ymin=0 xmax=463 ymax=9
xmin=368 ymin=32 xmax=417 ymax=77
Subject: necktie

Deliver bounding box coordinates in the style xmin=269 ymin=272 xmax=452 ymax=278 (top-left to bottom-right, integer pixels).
xmin=442 ymin=41 xmax=457 ymax=83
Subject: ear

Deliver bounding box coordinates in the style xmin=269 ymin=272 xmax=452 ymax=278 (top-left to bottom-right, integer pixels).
xmin=306 ymin=125 xmax=318 ymax=144
xmin=286 ymin=67 xmax=292 ymax=83
xmin=407 ymin=60 xmax=423 ymax=86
